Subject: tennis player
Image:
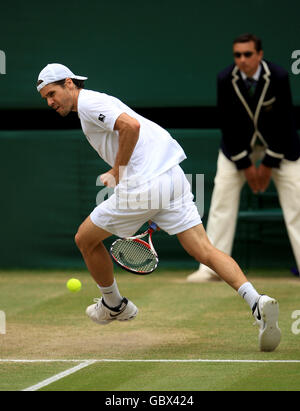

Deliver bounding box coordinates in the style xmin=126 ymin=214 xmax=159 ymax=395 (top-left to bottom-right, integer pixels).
xmin=37 ymin=63 xmax=281 ymax=351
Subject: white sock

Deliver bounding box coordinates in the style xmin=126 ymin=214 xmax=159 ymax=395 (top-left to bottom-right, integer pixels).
xmin=98 ymin=279 xmax=123 ymax=308
xmin=238 ymin=282 xmax=260 ymax=311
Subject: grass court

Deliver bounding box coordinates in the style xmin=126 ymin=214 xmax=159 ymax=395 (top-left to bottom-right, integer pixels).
xmin=0 ymin=269 xmax=299 ymax=391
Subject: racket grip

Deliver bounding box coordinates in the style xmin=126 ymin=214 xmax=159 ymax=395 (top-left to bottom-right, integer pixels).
xmin=149 ymin=222 xmax=158 ymax=231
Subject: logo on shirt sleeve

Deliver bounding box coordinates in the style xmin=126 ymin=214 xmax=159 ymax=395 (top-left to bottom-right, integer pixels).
xmin=98 ymin=113 xmax=106 ymax=122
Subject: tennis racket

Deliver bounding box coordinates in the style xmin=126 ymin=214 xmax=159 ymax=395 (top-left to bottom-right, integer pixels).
xmin=110 ymin=222 xmax=159 ymax=275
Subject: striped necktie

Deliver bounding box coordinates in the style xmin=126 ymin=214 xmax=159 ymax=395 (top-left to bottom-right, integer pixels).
xmin=245 ymin=77 xmax=257 ymax=97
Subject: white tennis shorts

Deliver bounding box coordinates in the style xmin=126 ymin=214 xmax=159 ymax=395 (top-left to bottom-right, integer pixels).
xmin=90 ymin=165 xmax=201 ymax=237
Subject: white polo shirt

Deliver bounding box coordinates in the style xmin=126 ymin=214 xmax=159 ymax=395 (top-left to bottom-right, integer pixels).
xmin=77 ymin=89 xmax=186 ymax=187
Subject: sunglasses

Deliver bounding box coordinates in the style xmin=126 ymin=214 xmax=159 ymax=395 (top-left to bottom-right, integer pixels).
xmin=233 ymin=51 xmax=254 ymax=58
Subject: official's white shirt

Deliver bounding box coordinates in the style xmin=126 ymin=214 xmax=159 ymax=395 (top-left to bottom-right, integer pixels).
xmin=77 ymin=89 xmax=186 ymax=187
xmin=240 ymin=64 xmax=262 ymax=81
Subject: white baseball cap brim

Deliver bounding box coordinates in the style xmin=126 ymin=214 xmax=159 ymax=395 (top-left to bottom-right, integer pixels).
xmin=37 ymin=63 xmax=88 ymax=92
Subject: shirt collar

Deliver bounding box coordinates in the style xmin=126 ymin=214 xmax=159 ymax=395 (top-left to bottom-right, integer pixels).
xmin=240 ymin=63 xmax=262 ymax=81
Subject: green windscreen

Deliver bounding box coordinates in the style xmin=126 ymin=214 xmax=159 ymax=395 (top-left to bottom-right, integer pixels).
xmin=1 ymin=0 xmax=300 ymax=109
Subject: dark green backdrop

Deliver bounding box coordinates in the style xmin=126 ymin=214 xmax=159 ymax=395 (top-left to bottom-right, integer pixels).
xmin=0 ymin=1 xmax=298 ymax=270
xmin=1 ymin=0 xmax=300 ymax=108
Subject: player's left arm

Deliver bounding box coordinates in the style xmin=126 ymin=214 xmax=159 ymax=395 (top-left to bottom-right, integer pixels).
xmin=100 ymin=113 xmax=140 ymax=187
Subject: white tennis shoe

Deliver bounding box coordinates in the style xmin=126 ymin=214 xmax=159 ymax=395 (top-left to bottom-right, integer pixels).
xmin=187 ymin=268 xmax=221 ymax=283
xmin=86 ymin=297 xmax=138 ymax=325
xmin=252 ymin=295 xmax=281 ymax=352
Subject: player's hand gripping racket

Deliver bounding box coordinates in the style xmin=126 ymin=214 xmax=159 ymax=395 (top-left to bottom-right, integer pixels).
xmin=110 ymin=222 xmax=158 ymax=275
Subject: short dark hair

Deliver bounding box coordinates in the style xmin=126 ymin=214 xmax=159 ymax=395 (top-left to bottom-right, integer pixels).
xmin=36 ymin=78 xmax=85 ymax=89
xmin=233 ymin=33 xmax=262 ymax=52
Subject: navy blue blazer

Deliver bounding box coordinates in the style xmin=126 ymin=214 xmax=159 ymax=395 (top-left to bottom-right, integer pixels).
xmin=217 ymin=60 xmax=300 ymax=169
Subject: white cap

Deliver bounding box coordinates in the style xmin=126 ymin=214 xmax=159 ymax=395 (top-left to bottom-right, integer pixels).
xmin=37 ymin=63 xmax=88 ymax=92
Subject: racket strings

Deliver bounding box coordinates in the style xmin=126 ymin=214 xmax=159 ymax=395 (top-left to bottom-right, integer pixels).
xmin=111 ymin=239 xmax=158 ymax=272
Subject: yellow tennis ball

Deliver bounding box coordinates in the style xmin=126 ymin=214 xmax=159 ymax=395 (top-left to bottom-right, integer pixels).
xmin=67 ymin=278 xmax=82 ymax=293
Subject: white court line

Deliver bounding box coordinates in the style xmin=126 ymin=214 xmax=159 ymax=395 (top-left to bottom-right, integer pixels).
xmin=1 ymin=358 xmax=300 ymax=363
xmin=21 ymin=360 xmax=96 ymax=391
xmin=1 ymin=358 xmax=299 ymax=391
